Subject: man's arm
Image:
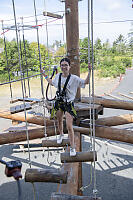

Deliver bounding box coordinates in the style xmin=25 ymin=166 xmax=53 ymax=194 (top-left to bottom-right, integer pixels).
xmin=40 ymin=69 xmax=53 ymax=85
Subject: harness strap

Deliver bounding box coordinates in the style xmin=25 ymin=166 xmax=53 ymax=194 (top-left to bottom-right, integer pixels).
xmin=57 ymin=73 xmax=71 ymax=97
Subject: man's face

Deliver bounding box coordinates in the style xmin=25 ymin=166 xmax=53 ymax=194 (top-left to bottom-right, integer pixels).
xmin=60 ymin=61 xmax=70 ymax=73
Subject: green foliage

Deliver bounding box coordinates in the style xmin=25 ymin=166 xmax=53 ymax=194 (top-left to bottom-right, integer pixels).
xmin=97 ymin=57 xmax=125 ymax=78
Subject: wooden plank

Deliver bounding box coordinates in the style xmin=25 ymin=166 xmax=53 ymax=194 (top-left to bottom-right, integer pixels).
xmin=10 ymin=97 xmax=41 ymax=104
xmin=51 ymin=193 xmax=101 ymax=200
xmin=81 ymin=96 xmax=133 ymax=110
xmin=25 ymin=168 xmax=67 ymax=183
xmin=43 ymin=11 xmax=63 ymax=19
xmin=10 ymin=103 xmax=32 ymax=114
xmin=61 ymin=151 xmax=97 ymax=163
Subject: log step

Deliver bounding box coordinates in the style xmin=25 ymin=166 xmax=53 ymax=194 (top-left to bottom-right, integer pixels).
xmin=10 ymin=103 xmax=32 ymax=114
xmin=25 ymin=168 xmax=68 ymax=183
xmin=42 ymin=139 xmax=70 ymax=147
xmin=61 ymin=151 xmax=97 ymax=163
xmin=51 ymin=193 xmax=101 ymax=200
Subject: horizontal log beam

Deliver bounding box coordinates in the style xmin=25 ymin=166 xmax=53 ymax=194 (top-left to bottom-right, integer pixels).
xmin=42 ymin=139 xmax=70 ymax=147
xmin=96 ymin=113 xmax=133 ymax=126
xmin=2 ymin=123 xmax=133 ymax=145
xmin=25 ymin=168 xmax=67 ymax=183
xmin=0 ymin=126 xmax=59 ymax=145
xmin=0 ymin=109 xmax=55 ymax=126
xmin=51 ymin=193 xmax=101 ymax=200
xmin=73 ymin=125 xmax=133 ymax=144
xmin=61 ymin=151 xmax=97 ymax=163
xmin=81 ymin=96 xmax=133 ymax=110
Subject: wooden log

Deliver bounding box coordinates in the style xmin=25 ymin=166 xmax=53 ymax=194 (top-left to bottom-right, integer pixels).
xmin=61 ymin=151 xmax=97 ymax=163
xmin=42 ymin=139 xmax=70 ymax=147
xmin=96 ymin=113 xmax=133 ymax=126
xmin=0 ymin=109 xmax=55 ymax=126
xmin=51 ymin=193 xmax=101 ymax=200
xmin=81 ymin=96 xmax=133 ymax=110
xmin=58 ymin=132 xmax=81 ymax=195
xmin=73 ymin=125 xmax=133 ymax=144
xmin=0 ymin=126 xmax=59 ymax=145
xmin=25 ymin=168 xmax=67 ymax=183
xmin=43 ymin=11 xmax=63 ymax=19
xmin=2 ymin=123 xmax=133 ymax=145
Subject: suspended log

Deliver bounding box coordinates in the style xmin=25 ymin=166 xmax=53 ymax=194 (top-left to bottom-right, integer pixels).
xmin=43 ymin=11 xmax=63 ymax=19
xmin=58 ymin=132 xmax=82 ymax=195
xmin=81 ymin=96 xmax=133 ymax=110
xmin=61 ymin=151 xmax=97 ymax=163
xmin=25 ymin=168 xmax=67 ymax=183
xmin=42 ymin=139 xmax=70 ymax=147
xmin=51 ymin=193 xmax=101 ymax=200
xmin=0 ymin=109 xmax=56 ymax=126
xmin=95 ymin=113 xmax=133 ymax=126
xmin=73 ymin=125 xmax=133 ymax=144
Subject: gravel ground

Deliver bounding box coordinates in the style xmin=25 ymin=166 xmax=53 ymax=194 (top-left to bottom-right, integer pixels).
xmin=0 ymin=69 xmax=133 ymax=200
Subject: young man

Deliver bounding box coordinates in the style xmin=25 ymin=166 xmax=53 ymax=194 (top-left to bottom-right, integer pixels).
xmin=41 ymin=58 xmax=90 ymax=156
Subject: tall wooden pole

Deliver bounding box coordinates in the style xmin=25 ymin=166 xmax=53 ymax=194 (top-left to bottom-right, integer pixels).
xmin=65 ymin=0 xmax=80 ymax=99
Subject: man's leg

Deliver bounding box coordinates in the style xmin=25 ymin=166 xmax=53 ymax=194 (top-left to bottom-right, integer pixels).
xmin=56 ymin=110 xmax=64 ymax=143
xmin=65 ymin=112 xmax=74 ymax=148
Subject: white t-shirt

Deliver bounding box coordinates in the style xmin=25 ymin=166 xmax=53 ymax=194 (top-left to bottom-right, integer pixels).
xmin=52 ymin=73 xmax=85 ymax=102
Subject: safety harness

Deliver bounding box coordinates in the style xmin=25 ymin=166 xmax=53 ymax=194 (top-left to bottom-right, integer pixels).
xmin=51 ymin=73 xmax=77 ymax=118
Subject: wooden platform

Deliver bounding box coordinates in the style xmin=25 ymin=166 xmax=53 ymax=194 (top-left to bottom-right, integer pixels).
xmin=74 ymin=102 xmax=103 ymax=119
xmin=10 ymin=103 xmax=32 ymax=114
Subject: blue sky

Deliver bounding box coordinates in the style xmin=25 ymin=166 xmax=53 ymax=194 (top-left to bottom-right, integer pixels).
xmin=0 ymin=0 xmax=133 ymax=45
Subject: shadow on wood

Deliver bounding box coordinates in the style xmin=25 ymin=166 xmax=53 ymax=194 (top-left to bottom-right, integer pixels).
xmin=25 ymin=168 xmax=68 ymax=183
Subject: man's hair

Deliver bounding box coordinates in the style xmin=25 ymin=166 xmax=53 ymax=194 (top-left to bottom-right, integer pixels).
xmin=60 ymin=57 xmax=70 ymax=66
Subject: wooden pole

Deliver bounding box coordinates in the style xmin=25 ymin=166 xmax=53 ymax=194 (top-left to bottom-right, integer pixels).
xmin=81 ymin=96 xmax=133 ymax=110
xmin=58 ymin=132 xmax=81 ymax=195
xmin=0 ymin=109 xmax=55 ymax=126
xmin=65 ymin=0 xmax=80 ymax=99
xmin=73 ymin=125 xmax=133 ymax=144
xmin=2 ymin=124 xmax=133 ymax=145
xmin=96 ymin=113 xmax=133 ymax=126
xmin=25 ymin=168 xmax=67 ymax=183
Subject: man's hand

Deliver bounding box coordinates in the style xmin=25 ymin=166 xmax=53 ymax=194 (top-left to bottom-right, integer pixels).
xmin=40 ymin=69 xmax=47 ymax=77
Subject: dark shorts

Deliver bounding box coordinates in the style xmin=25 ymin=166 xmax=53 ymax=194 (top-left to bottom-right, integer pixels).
xmin=51 ymin=100 xmax=77 ymax=118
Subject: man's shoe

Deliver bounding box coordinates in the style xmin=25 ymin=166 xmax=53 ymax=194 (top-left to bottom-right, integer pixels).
xmin=70 ymin=147 xmax=76 ymax=157
xmin=57 ymin=134 xmax=64 ymax=144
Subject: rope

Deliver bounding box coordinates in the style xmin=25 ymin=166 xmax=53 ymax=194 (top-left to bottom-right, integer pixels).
xmin=1 ymin=20 xmax=13 ymax=100
xmin=21 ymin=17 xmax=31 ymax=97
xmin=90 ymin=0 xmax=98 ymax=197
xmin=12 ymin=1 xmax=33 ymax=200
